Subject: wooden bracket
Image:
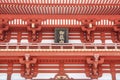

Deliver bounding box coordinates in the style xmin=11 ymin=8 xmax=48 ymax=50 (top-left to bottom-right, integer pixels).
xmin=19 ymin=54 xmax=37 ymax=79
xmin=113 ymin=25 xmax=120 ymax=42
xmin=27 ymin=19 xmax=42 ymax=42
xmin=81 ymin=23 xmax=96 ymax=42
xmin=0 ymin=20 xmax=9 ymax=41
xmin=86 ymin=54 xmax=104 ymax=79
xmin=27 ymin=23 xmax=41 ymax=42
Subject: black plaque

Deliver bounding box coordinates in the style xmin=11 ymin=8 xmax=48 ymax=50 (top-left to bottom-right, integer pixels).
xmin=54 ymin=28 xmax=68 ymax=43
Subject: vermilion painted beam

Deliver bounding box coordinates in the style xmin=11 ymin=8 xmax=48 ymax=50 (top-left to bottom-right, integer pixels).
xmin=0 ymin=50 xmax=120 ymax=56
xmin=0 ymin=14 xmax=120 ymax=20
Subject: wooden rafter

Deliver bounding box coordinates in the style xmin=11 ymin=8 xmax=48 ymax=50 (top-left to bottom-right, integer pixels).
xmin=0 ymin=0 xmax=120 ymax=4
xmin=0 ymin=1 xmax=120 ymax=15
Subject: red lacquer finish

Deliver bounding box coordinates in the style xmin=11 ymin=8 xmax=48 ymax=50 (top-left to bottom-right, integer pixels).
xmin=0 ymin=0 xmax=120 ymax=80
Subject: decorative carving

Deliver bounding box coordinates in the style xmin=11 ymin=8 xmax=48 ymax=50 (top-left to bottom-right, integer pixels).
xmin=0 ymin=20 xmax=9 ymax=41
xmin=81 ymin=23 xmax=96 ymax=43
xmin=113 ymin=26 xmax=120 ymax=42
xmin=27 ymin=22 xmax=42 ymax=42
xmin=19 ymin=54 xmax=37 ymax=79
xmin=86 ymin=54 xmax=104 ymax=79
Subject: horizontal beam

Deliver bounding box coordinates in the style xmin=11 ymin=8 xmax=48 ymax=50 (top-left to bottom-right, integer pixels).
xmin=0 ymin=14 xmax=120 ymax=20
xmin=0 ymin=49 xmax=120 ymax=56
xmin=0 ymin=56 xmax=120 ymax=66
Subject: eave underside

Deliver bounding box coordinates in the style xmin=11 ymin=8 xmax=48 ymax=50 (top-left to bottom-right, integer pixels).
xmin=0 ymin=0 xmax=120 ymax=15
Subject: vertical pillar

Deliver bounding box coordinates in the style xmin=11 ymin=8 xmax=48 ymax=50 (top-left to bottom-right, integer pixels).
xmin=17 ymin=32 xmax=22 ymax=43
xmin=59 ymin=62 xmax=64 ymax=75
xmin=101 ymin=32 xmax=105 ymax=43
xmin=7 ymin=63 xmax=13 ymax=80
xmin=110 ymin=63 xmax=116 ymax=80
xmin=54 ymin=62 xmax=70 ymax=79
xmin=7 ymin=73 xmax=12 ymax=80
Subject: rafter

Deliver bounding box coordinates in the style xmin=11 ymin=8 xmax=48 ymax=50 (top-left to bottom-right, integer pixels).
xmin=0 ymin=3 xmax=120 ymax=15
xmin=0 ymin=0 xmax=120 ymax=4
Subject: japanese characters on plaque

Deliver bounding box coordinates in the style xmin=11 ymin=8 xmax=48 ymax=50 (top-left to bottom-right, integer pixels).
xmin=54 ymin=28 xmax=68 ymax=43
